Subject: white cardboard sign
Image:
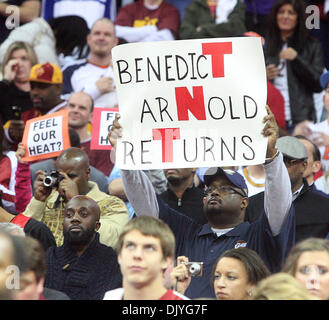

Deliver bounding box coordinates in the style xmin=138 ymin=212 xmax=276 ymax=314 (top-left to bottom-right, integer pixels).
xmin=112 ymin=37 xmax=267 ymax=169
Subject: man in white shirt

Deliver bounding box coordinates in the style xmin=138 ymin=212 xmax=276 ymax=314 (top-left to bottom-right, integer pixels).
xmin=62 ymin=18 xmax=118 ymax=108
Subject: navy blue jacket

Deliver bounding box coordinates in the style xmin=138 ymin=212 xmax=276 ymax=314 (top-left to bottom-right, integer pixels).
xmin=157 ymin=195 xmax=295 ymax=299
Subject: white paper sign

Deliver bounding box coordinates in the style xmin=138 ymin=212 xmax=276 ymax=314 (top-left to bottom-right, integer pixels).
xmin=22 ymin=110 xmax=70 ymax=162
xmin=112 ymin=37 xmax=267 ymax=169
xmin=90 ymin=108 xmax=119 ymax=150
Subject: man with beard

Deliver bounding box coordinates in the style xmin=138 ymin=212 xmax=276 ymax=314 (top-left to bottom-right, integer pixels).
xmin=23 ymin=147 xmax=129 ymax=247
xmin=62 ymin=18 xmax=118 ymax=108
xmin=160 ymin=168 xmax=207 ymax=224
xmin=44 ymin=195 xmax=122 ymax=300
xmin=66 ymin=91 xmax=113 ymax=176
xmin=109 ymin=106 xmax=296 ymax=299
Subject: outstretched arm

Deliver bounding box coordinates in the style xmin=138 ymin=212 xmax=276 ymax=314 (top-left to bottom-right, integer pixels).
xmin=262 ymin=106 xmax=292 ymax=236
xmin=108 ymin=114 xmax=159 ymax=217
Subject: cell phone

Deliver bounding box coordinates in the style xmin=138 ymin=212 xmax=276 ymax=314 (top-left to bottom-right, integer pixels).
xmin=10 ymin=106 xmax=22 ymax=120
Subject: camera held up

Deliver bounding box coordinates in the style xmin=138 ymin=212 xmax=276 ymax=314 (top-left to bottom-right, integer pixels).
xmin=43 ymin=170 xmax=64 ymax=188
xmin=182 ymin=262 xmax=204 ymax=277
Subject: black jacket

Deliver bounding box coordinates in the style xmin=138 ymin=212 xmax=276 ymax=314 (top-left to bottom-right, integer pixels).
xmin=160 ymin=185 xmax=207 ymax=225
xmin=245 ymin=180 xmax=329 ymax=244
xmin=45 ymin=233 xmax=122 ymax=300
xmin=0 ymin=80 xmax=33 ymax=123
xmin=265 ymin=37 xmax=324 ymax=124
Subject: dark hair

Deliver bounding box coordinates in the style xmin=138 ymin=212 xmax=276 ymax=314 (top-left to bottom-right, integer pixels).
xmin=211 ymin=248 xmax=271 ymax=287
xmin=48 ymin=15 xmax=89 ymax=59
xmin=265 ymin=0 xmax=308 ymax=56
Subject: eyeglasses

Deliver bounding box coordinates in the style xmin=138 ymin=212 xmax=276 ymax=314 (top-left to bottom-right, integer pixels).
xmin=204 ymin=186 xmax=246 ymax=198
xmin=283 ymin=157 xmax=305 ymax=167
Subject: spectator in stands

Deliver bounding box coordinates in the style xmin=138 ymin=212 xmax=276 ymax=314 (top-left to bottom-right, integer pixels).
xmin=103 ymin=215 xmax=189 ymax=300
xmin=264 ymin=0 xmax=324 ymax=133
xmin=114 ymin=0 xmax=180 ymax=42
xmin=179 ymin=0 xmax=246 ymax=39
xmin=0 ymin=42 xmax=37 ymax=125
xmin=294 ymin=135 xmax=327 ymax=196
xmin=172 ymin=247 xmax=270 ymax=299
xmin=109 ymin=106 xmax=296 ymax=299
xmin=66 ymin=91 xmax=114 ymax=176
xmin=245 ymin=136 xmax=329 ymax=243
xmin=292 ymin=71 xmax=329 ymax=174
xmin=0 ymin=231 xmax=29 ymax=299
xmin=250 ymin=272 xmax=319 ymax=300
xmin=22 ymin=147 xmax=129 ymax=247
xmin=48 ymin=15 xmax=89 ymax=69
xmin=15 ymin=130 xmax=110 ymax=212
xmin=13 ymin=236 xmax=70 ymax=300
xmin=42 ymin=0 xmax=117 ymax=28
xmin=0 ymin=0 xmax=40 ymax=44
xmin=45 ymin=195 xmax=122 ymax=299
xmin=62 ymin=18 xmax=118 ymax=109
xmin=0 ymin=124 xmax=18 ymax=214
xmin=160 ymin=168 xmax=207 ymax=225
xmin=282 ymin=237 xmax=329 ymax=300
xmin=6 ymin=62 xmax=66 ymax=148
xmin=0 ymin=18 xmax=58 ymax=66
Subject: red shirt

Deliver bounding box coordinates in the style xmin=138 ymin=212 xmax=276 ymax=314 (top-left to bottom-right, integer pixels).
xmin=115 ymin=0 xmax=180 ymax=38
xmin=159 ymin=289 xmax=187 ymax=300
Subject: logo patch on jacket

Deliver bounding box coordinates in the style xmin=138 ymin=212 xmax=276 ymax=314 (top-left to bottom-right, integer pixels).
xmin=234 ymin=240 xmax=247 ymax=249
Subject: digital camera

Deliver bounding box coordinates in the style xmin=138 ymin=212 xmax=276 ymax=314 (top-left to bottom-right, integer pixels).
xmin=43 ymin=170 xmax=64 ymax=188
xmin=182 ymin=262 xmax=204 ymax=277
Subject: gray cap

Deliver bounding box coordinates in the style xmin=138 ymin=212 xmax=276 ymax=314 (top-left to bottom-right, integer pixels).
xmin=275 ymin=136 xmax=308 ymax=160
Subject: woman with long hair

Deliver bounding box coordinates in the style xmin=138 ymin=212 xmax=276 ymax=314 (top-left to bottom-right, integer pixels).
xmin=264 ymin=0 xmax=324 ymax=133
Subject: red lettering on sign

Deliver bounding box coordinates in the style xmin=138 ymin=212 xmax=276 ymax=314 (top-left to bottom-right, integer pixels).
xmin=175 ymin=86 xmax=206 ymax=121
xmin=152 ymin=128 xmax=180 ymax=163
xmin=202 ymin=42 xmax=232 ymax=78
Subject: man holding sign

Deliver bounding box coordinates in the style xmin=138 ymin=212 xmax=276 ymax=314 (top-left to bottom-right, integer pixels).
xmin=108 ymin=37 xmax=295 ymax=298
xmin=109 ymin=106 xmax=295 ymax=299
